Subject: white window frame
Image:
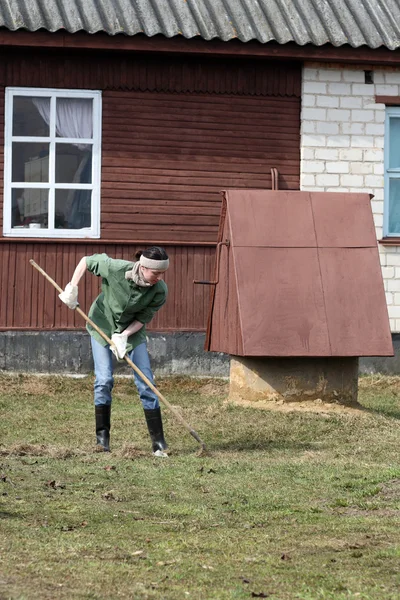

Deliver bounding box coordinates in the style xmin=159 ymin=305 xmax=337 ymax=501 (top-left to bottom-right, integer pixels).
xmin=384 ymin=106 xmax=400 ymax=237
xmin=3 ymin=87 xmax=102 ymax=238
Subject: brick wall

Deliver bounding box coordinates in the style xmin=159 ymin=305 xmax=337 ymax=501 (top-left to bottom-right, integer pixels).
xmin=301 ymin=64 xmax=400 ymax=332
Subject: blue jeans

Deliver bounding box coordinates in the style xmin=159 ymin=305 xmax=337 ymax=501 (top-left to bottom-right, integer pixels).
xmin=90 ymin=337 xmax=159 ymax=410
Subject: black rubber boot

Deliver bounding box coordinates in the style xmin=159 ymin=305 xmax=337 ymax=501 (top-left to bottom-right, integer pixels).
xmin=143 ymin=407 xmax=168 ymax=454
xmin=95 ymin=405 xmax=111 ymax=452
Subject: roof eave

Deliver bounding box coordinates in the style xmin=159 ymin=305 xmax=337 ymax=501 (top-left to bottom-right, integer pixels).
xmin=1 ymin=29 xmax=400 ymax=65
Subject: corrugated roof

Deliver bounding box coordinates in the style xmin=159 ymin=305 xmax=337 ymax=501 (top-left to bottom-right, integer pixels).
xmin=1 ymin=0 xmax=400 ymax=50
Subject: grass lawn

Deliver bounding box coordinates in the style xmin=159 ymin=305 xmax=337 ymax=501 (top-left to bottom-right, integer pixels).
xmin=0 ymin=373 xmax=399 ymax=600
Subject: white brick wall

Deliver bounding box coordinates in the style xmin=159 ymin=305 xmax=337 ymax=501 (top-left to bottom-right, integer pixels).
xmin=301 ymin=64 xmax=400 ymax=332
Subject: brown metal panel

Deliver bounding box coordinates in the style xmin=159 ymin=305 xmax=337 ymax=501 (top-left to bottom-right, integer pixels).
xmin=234 ymin=247 xmax=330 ymax=356
xmin=319 ymin=248 xmax=393 ymax=356
xmin=310 ymin=192 xmax=377 ymax=248
xmin=225 ymin=190 xmax=316 ymax=248
xmin=207 ymin=212 xmax=243 ymax=354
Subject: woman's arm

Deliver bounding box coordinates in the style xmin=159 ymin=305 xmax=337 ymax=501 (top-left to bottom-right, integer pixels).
xmin=123 ymin=319 xmax=144 ymax=337
xmin=59 ymin=256 xmax=88 ymax=309
xmin=71 ymin=256 xmax=88 ymax=286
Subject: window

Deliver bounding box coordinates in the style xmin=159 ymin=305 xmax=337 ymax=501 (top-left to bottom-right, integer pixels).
xmin=3 ymin=88 xmax=102 ymax=238
xmin=384 ymin=106 xmax=400 ymax=237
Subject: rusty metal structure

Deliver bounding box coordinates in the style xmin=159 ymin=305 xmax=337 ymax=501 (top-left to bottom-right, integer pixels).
xmin=206 ymin=189 xmax=394 ymax=357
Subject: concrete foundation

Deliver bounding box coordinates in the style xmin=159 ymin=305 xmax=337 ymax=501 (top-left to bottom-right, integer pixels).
xmin=0 ymin=330 xmax=399 ymax=377
xmin=0 ymin=330 xmax=229 ymax=377
xmin=229 ymin=355 xmax=359 ymax=405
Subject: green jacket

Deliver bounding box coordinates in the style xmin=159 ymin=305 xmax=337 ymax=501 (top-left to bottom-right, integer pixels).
xmin=85 ymin=253 xmax=167 ymax=352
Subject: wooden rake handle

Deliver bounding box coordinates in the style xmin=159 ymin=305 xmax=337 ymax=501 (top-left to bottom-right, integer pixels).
xmin=29 ymin=259 xmax=207 ymax=452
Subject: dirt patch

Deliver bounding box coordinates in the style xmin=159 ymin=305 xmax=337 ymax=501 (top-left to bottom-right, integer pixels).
xmin=199 ymin=382 xmax=229 ymax=397
xmin=0 ymin=443 xmax=85 ymax=459
xmin=227 ymin=397 xmax=365 ymax=415
xmin=379 ymin=479 xmax=400 ymax=502
xmin=119 ymin=444 xmax=148 ymax=459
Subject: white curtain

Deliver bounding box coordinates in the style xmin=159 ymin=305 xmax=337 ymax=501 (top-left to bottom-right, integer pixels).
xmin=32 ymin=97 xmax=92 ymax=150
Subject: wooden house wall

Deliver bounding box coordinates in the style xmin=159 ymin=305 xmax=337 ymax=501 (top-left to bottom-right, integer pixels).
xmin=0 ymin=48 xmax=301 ymax=331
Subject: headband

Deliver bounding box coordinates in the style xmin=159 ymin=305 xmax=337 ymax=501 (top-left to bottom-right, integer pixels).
xmin=139 ymin=255 xmax=170 ymax=271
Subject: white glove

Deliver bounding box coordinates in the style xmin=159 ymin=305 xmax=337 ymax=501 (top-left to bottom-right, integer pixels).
xmin=111 ymin=333 xmax=128 ymax=360
xmin=58 ymin=283 xmax=79 ymax=309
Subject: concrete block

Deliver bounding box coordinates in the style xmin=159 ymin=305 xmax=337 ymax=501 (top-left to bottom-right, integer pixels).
xmin=365 ymin=175 xmax=384 ymax=187
xmin=304 ymin=82 xmax=328 ymax=94
xmin=374 ymin=136 xmax=385 ymax=149
xmin=303 ymin=68 xmax=319 ymax=81
xmin=316 ymin=122 xmax=340 ymax=135
xmin=301 ymin=121 xmax=316 ymax=134
xmin=387 ymin=279 xmax=400 ymax=292
xmin=326 ymin=162 xmax=349 ymax=174
xmin=351 ymin=136 xmax=374 ymax=148
xmin=315 ymin=148 xmax=339 ymax=160
xmin=364 ymin=149 xmax=384 ymax=162
xmin=301 ymin=174 xmax=316 ymax=186
xmin=340 ymin=174 xmax=364 ymax=187
xmin=302 ymin=107 xmax=326 ymax=120
xmin=318 ymin=68 xmax=342 ymax=81
xmin=340 ymin=148 xmax=363 ymax=161
xmin=326 ymin=136 xmax=350 ymax=147
xmin=302 ymin=94 xmax=316 ymax=107
xmin=375 ymin=84 xmax=399 ymax=95
xmin=385 ymin=72 xmax=400 ymax=84
xmin=350 ymin=162 xmax=374 ymax=175
xmin=301 ymin=148 xmax=315 ymax=160
xmin=351 ymin=109 xmax=374 ymax=122
xmin=301 ymin=134 xmax=326 ymax=147
xmin=326 ymin=108 xmax=351 ymax=122
xmin=316 ymin=173 xmax=340 ymax=186
xmin=352 ymin=83 xmax=376 ymax=96
xmin=365 ymin=123 xmax=385 ymax=136
xmin=328 ymin=82 xmax=352 ymax=95
xmin=341 ymin=123 xmax=365 ymax=135
xmin=229 ymin=356 xmax=359 ymax=405
xmin=382 ymin=266 xmax=395 ymax=278
xmin=340 ymin=96 xmax=363 ymax=109
xmin=302 ymin=161 xmax=324 ymax=173
xmin=370 ymin=200 xmax=384 ymax=213
xmin=373 ymin=163 xmax=384 ymax=175
xmin=316 ymin=95 xmax=339 ymax=108
xmin=342 ymin=70 xmax=366 ymax=83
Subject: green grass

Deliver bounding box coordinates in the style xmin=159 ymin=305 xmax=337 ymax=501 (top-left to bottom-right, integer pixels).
xmin=0 ymin=373 xmax=399 ymax=599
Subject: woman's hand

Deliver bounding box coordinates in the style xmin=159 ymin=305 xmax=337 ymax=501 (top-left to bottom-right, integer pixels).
xmin=111 ymin=333 xmax=128 ymax=360
xmin=59 ymin=283 xmax=79 ymax=309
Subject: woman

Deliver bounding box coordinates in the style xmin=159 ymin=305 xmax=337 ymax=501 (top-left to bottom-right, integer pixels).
xmin=59 ymin=246 xmax=169 ymax=456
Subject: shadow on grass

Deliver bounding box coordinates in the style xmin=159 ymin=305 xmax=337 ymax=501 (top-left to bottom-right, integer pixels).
xmin=0 ymin=510 xmax=19 ymax=519
xmin=358 ymin=404 xmax=400 ymax=420
xmin=206 ymin=438 xmax=323 ymax=453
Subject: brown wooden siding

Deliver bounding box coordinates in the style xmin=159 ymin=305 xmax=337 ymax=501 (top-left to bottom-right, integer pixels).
xmin=0 ymin=48 xmax=301 ymax=330
xmin=0 ymin=50 xmax=301 ymax=97
xmin=0 ymin=242 xmax=215 ymax=331
xmin=101 ymin=90 xmax=300 ymax=242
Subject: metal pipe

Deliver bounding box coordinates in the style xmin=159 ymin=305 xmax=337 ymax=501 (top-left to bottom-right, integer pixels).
xmin=193 ymin=240 xmax=230 ymax=285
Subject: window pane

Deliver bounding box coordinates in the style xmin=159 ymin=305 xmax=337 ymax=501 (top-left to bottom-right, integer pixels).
xmin=56 ymin=98 xmax=93 ymax=139
xmin=388 ymin=178 xmax=400 ymax=234
xmin=55 ymin=144 xmax=92 ymax=183
xmin=12 ymin=96 xmax=50 ymax=137
xmin=389 ymin=118 xmax=400 ymax=169
xmin=12 ymin=188 xmax=48 ymax=229
xmin=55 ymin=189 xmax=91 ymax=229
xmin=12 ymin=142 xmax=49 ymax=183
